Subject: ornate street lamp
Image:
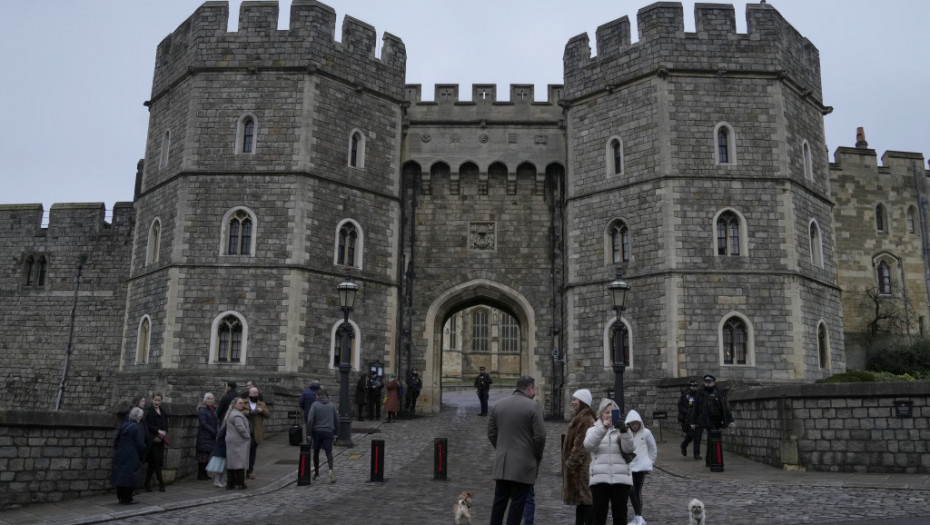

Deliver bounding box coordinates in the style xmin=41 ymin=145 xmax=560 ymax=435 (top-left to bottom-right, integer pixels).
xmin=336 ymin=271 xmax=359 ymax=447
xmin=607 ymin=268 xmax=631 ymax=415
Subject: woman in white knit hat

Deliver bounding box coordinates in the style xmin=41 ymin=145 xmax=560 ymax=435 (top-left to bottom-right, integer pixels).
xmin=562 ymin=388 xmax=596 ymax=524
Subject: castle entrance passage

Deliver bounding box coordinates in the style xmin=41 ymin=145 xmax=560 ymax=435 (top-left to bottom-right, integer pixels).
xmin=421 ymin=279 xmax=540 ymax=414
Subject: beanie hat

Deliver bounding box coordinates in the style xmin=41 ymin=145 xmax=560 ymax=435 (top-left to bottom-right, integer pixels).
xmin=572 ymin=389 xmax=593 ymax=407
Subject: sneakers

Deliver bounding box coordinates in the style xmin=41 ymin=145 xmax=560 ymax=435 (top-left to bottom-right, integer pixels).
xmin=329 ymin=470 xmax=336 ymax=483
xmin=626 ymin=516 xmax=645 ymax=525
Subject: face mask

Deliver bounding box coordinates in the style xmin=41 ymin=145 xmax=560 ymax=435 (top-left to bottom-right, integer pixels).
xmin=249 ymin=396 xmax=258 ymax=402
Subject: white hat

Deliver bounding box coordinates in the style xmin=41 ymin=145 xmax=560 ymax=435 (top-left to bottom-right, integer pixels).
xmin=572 ymin=389 xmax=592 ymax=407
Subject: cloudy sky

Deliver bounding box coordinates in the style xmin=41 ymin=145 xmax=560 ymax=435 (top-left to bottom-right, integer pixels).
xmin=1 ymin=0 xmax=928 ymax=218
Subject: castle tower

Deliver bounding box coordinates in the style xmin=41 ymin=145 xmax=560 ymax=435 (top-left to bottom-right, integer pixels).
xmin=561 ymin=2 xmax=844 ymax=392
xmin=119 ymin=1 xmax=407 ymax=400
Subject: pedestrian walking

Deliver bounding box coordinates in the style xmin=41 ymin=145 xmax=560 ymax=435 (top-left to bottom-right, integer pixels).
xmin=111 ymin=407 xmax=147 ymax=505
xmin=487 ymin=375 xmax=546 ymax=525
xmin=299 ymin=380 xmax=321 ymax=434
xmin=624 ymin=410 xmax=657 ymax=525
xmin=195 ymin=392 xmax=218 ymax=480
xmin=244 ymin=386 xmax=270 ymax=479
xmin=687 ymin=374 xmax=735 ymax=465
xmin=563 ymin=389 xmax=596 ymax=525
xmin=677 ymin=380 xmax=699 ymax=457
xmin=584 ymin=397 xmax=635 ymax=525
xmin=307 ymin=388 xmax=340 ymax=483
xmin=474 ymin=366 xmax=492 ymax=416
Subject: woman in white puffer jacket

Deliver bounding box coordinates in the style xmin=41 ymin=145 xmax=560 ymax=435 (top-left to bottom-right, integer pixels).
xmin=624 ymin=410 xmax=658 ymax=525
xmin=584 ymin=397 xmax=635 ymax=525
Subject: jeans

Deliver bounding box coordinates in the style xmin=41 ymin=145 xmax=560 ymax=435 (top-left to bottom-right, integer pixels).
xmin=523 ymin=486 xmax=536 ymax=525
xmin=311 ymin=430 xmax=335 ymax=471
xmin=490 ymin=480 xmax=532 ymax=525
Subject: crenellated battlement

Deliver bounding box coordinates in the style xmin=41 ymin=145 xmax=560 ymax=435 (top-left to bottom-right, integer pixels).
xmin=404 ymin=84 xmax=564 ymax=105
xmin=563 ymin=2 xmax=821 ymax=102
xmin=151 ymin=0 xmax=406 ymax=100
xmin=0 ymin=203 xmax=134 ymax=237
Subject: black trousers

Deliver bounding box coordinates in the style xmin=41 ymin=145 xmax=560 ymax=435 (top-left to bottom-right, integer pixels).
xmin=489 ymin=480 xmax=533 ymax=525
xmin=591 ymin=483 xmax=629 ymax=525
xmin=477 ymin=389 xmax=489 ymax=415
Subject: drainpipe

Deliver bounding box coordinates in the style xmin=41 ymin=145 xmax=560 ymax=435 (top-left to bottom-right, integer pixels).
xmin=55 ymin=255 xmax=85 ymax=411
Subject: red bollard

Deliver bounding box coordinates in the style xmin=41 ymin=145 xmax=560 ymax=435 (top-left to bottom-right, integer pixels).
xmin=708 ymin=429 xmax=724 ymax=472
xmin=434 ymin=438 xmax=448 ymax=481
xmin=298 ymin=443 xmax=313 ymax=485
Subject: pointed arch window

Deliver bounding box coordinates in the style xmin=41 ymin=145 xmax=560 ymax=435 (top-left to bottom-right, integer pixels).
xmin=875 ymin=204 xmax=887 ymax=233
xmin=907 ymin=206 xmax=916 ymax=234
xmin=877 ymin=260 xmax=892 ymax=295
xmin=472 ymin=310 xmax=489 ymax=352
xmin=24 ymin=254 xmax=47 ymax=287
xmin=609 ymin=220 xmax=631 ymax=263
xmin=147 ymin=219 xmax=161 ymax=265
xmin=348 ymin=129 xmax=366 ymax=169
xmin=714 ymin=123 xmax=736 ymax=165
xmin=802 ymin=140 xmax=813 ymax=181
xmin=817 ymin=322 xmax=829 ymax=369
xmin=338 ymin=223 xmax=358 ymax=266
xmin=217 ymin=315 xmax=243 ymax=363
xmin=606 ymin=137 xmax=624 ymax=176
xmin=501 ymin=312 xmax=519 ymax=353
xmin=159 ymin=130 xmax=171 ymax=169
xmin=242 ymin=118 xmax=254 ymax=153
xmin=809 ymin=221 xmax=823 ymax=267
xmin=722 ymin=317 xmax=747 ymax=365
xmin=227 ymin=210 xmax=253 ymax=255
xmin=136 ymin=316 xmax=151 ymax=364
xmin=716 ymin=211 xmax=741 ymax=256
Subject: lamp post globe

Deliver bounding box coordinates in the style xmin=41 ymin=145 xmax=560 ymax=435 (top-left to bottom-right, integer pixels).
xmin=336 ymin=272 xmax=359 ymax=447
xmin=607 ymin=268 xmax=631 ymax=415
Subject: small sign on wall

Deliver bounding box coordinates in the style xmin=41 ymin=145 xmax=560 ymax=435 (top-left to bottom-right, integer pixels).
xmin=893 ymin=400 xmax=913 ymax=418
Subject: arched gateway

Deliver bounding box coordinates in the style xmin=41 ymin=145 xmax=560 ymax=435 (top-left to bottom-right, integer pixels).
xmin=420 ymin=279 xmax=540 ymax=414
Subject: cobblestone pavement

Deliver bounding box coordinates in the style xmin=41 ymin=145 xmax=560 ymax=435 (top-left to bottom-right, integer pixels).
xmin=4 ymin=392 xmax=930 ymax=525
xmin=110 ymin=393 xmax=930 ymax=525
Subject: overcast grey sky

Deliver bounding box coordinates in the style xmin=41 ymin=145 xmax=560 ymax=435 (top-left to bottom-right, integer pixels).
xmin=1 ymin=1 xmax=928 ymax=217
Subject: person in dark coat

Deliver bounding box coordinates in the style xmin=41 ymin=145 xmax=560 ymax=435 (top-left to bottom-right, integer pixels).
xmin=196 ymin=392 xmax=218 ymax=480
xmin=216 ymin=381 xmax=238 ymax=421
xmin=366 ymin=371 xmax=383 ymax=421
xmin=487 ymin=375 xmax=546 ymax=525
xmin=355 ymin=375 xmax=368 ymax=421
xmin=688 ymin=374 xmax=735 ymax=464
xmin=111 ymin=407 xmax=147 ymax=505
xmin=404 ymin=367 xmax=423 ymax=414
xmin=677 ymin=380 xmax=699 ymax=457
xmin=474 ymin=366 xmax=493 ymax=416
xmin=384 ymin=374 xmax=400 ymax=422
xmin=143 ymin=392 xmax=169 ymax=492
xmin=562 ymin=389 xmax=595 ymax=525
xmin=299 ymin=380 xmax=321 ymax=434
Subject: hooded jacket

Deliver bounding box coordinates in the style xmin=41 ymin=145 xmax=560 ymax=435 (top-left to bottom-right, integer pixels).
xmin=583 ymin=398 xmax=634 ymax=486
xmin=624 ymin=410 xmax=658 ymax=473
xmin=307 ymin=395 xmax=339 ymax=434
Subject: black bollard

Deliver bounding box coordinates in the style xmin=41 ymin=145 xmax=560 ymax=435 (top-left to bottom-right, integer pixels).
xmin=708 ymin=429 xmax=724 ymax=472
xmin=297 ymin=443 xmax=313 ymax=486
xmin=370 ymin=439 xmax=385 ymax=482
xmin=433 ymin=438 xmax=448 ymax=481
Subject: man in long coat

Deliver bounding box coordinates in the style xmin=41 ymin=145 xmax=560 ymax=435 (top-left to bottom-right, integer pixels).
xmin=487 ymin=375 xmax=546 ymax=525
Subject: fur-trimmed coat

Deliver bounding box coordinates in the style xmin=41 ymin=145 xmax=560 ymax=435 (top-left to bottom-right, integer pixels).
xmin=561 ymin=404 xmax=595 ymax=505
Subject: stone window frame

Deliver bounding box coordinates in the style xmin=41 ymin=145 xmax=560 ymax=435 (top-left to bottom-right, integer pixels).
xmin=23 ymin=253 xmax=48 ymax=287
xmin=471 ymin=308 xmax=490 ymax=352
xmin=605 ymin=135 xmax=624 ymax=176
xmin=333 ymin=218 xmax=364 ymax=270
xmin=713 ymin=122 xmax=737 ymax=166
xmin=209 ymin=311 xmax=249 ymax=365
xmin=906 ymin=205 xmax=917 ymax=234
xmin=219 ymin=206 xmax=258 ymax=257
xmin=808 ymin=218 xmax=824 ymax=268
xmin=147 ymin=218 xmax=162 ymax=265
xmin=602 ymin=315 xmax=633 ymax=369
xmin=801 ymin=139 xmax=813 ymax=182
xmin=500 ymin=311 xmax=520 ymax=353
xmin=235 ymin=112 xmax=258 ymax=155
xmin=135 ymin=315 xmax=152 ymax=365
xmin=874 ymin=255 xmax=896 ymax=296
xmin=718 ymin=312 xmax=754 ymax=366
xmin=875 ymin=203 xmax=889 ymax=234
xmin=712 ymin=208 xmax=748 ymax=257
xmin=329 ymin=318 xmax=361 ymax=371
xmin=816 ymin=320 xmax=830 ymax=369
xmin=158 ymin=130 xmax=171 ymax=170
xmin=605 ymin=218 xmax=632 ymax=265
xmin=348 ymin=128 xmax=366 ymax=169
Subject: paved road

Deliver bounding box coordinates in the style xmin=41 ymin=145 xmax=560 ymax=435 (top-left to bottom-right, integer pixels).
xmin=3 ymin=391 xmax=929 ymax=524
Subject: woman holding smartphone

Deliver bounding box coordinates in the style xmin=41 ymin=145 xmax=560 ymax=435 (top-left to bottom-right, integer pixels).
xmin=583 ymin=398 xmax=635 ymax=525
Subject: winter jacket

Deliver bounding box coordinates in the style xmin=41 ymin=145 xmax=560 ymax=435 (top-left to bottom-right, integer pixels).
xmin=225 ymin=408 xmax=251 ymax=470
xmin=245 ymin=398 xmax=271 ymax=444
xmin=624 ymin=410 xmax=657 ymax=473
xmin=687 ymin=386 xmax=733 ymax=430
xmin=561 ymin=404 xmax=595 ymax=505
xmin=384 ymin=379 xmax=400 ymax=412
xmin=307 ymin=397 xmax=339 ymax=434
xmin=488 ymin=389 xmax=546 ymax=485
xmin=196 ymin=405 xmax=218 ymax=454
xmin=677 ymin=388 xmax=697 ymax=423
xmin=110 ymin=420 xmax=147 ymax=488
xmin=584 ymin=398 xmax=634 ymax=486
xmin=299 ymin=383 xmax=320 ymax=420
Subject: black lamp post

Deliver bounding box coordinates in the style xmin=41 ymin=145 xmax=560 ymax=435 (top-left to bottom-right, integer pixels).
xmin=336 ymin=272 xmax=359 ymax=447
xmin=607 ymin=268 xmax=631 ymax=415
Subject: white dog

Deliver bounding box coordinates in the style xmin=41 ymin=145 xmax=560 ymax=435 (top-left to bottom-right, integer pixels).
xmin=689 ymin=498 xmax=706 ymax=525
xmin=453 ymin=491 xmax=472 ymax=525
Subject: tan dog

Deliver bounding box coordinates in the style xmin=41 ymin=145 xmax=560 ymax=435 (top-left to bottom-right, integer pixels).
xmin=689 ymin=498 xmax=706 ymax=525
xmin=453 ymin=491 xmax=472 ymax=525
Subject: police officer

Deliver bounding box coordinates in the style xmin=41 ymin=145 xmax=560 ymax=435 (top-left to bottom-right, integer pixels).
xmin=366 ymin=371 xmax=383 ymax=421
xmin=405 ymin=367 xmax=423 ymax=414
xmin=474 ymin=366 xmax=492 ymax=416
xmin=677 ymin=379 xmax=699 ymax=457
xmin=687 ymin=374 xmax=734 ymax=464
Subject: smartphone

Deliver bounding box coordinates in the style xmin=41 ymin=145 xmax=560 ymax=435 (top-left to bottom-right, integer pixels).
xmin=611 ymin=408 xmax=621 ymax=426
